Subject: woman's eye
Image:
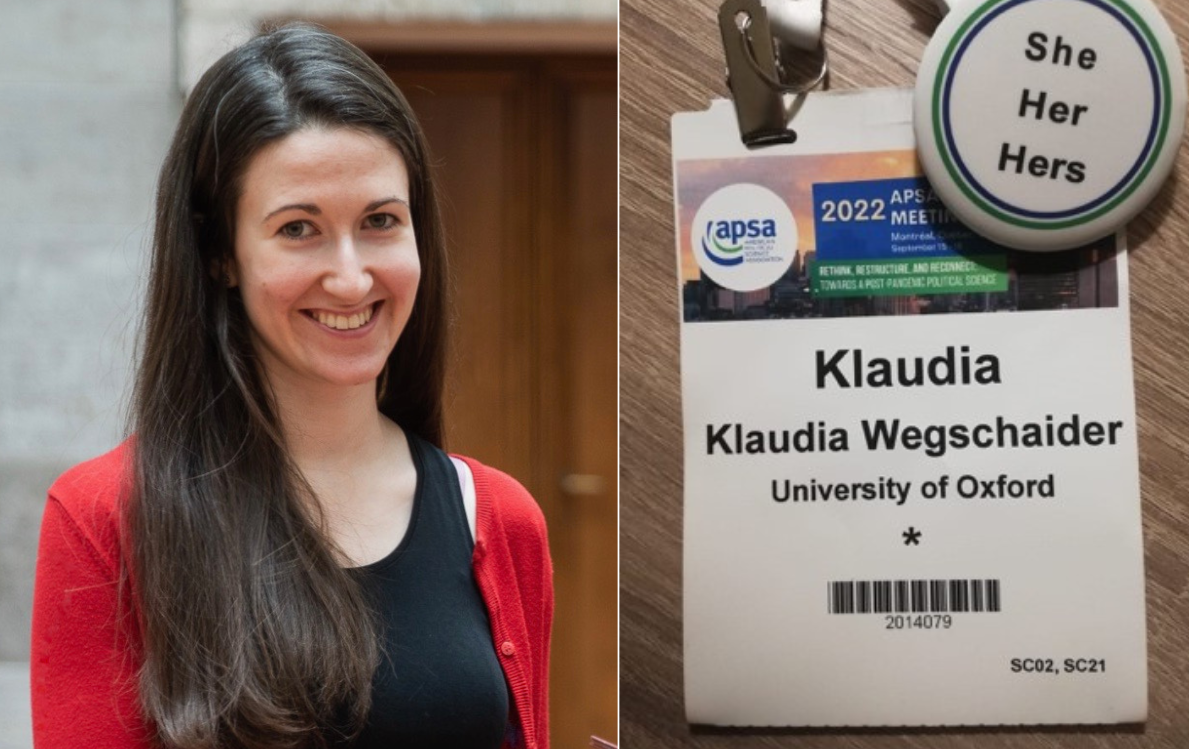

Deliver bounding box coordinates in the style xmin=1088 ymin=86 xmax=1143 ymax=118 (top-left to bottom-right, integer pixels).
xmin=365 ymin=213 xmax=398 ymax=230
xmin=280 ymin=221 xmax=312 ymax=239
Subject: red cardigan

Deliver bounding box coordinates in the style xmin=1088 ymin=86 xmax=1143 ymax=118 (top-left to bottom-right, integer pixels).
xmin=30 ymin=439 xmax=552 ymax=749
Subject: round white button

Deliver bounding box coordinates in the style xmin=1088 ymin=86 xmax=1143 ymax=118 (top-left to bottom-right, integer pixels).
xmin=915 ymin=0 xmax=1186 ymax=251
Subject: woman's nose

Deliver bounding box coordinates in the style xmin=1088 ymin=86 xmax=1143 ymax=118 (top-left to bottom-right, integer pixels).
xmin=323 ymin=236 xmax=373 ymax=300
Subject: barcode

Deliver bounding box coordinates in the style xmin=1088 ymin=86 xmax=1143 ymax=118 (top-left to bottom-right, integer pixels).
xmin=827 ymin=579 xmax=1001 ymax=614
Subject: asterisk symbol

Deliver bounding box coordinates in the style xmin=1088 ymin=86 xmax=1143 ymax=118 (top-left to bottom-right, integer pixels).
xmin=903 ymin=527 xmax=922 ymax=545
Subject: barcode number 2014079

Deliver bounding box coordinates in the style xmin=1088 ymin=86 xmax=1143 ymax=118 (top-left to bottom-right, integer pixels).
xmin=885 ymin=614 xmax=953 ymax=629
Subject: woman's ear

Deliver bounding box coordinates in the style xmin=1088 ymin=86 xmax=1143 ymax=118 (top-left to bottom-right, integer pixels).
xmin=210 ymin=259 xmax=238 ymax=288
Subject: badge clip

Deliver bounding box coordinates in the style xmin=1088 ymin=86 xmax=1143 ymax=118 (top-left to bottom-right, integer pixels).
xmin=719 ymin=0 xmax=828 ymax=148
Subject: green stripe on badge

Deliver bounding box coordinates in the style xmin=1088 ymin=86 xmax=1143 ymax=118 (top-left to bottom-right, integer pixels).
xmin=810 ymin=256 xmax=1008 ymax=298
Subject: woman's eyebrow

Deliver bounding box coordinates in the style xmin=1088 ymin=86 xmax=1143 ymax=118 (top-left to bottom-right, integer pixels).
xmin=261 ymin=196 xmax=408 ymax=225
xmin=364 ymin=196 xmax=409 ymax=213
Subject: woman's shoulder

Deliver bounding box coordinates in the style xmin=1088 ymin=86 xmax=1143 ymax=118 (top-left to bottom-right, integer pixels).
xmin=45 ymin=437 xmax=136 ymax=562
xmin=49 ymin=437 xmax=135 ymax=510
xmin=450 ymin=454 xmax=548 ymax=541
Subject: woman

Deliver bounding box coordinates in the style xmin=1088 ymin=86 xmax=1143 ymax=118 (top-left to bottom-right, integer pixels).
xmin=30 ymin=24 xmax=551 ymax=749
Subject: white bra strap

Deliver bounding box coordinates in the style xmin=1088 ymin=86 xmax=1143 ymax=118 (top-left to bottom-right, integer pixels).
xmin=450 ymin=456 xmax=477 ymax=542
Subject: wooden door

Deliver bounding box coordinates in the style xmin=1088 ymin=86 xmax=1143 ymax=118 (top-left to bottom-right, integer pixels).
xmin=368 ymin=49 xmax=618 ymax=748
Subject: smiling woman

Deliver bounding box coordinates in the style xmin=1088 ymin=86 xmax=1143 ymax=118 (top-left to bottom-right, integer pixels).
xmin=30 ymin=23 xmax=551 ymax=749
xmin=231 ymin=128 xmax=420 ymax=394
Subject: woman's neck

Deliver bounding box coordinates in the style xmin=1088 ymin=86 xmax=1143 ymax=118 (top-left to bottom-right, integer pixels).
xmin=264 ymin=370 xmax=395 ymax=476
xmin=261 ymin=370 xmax=415 ymax=564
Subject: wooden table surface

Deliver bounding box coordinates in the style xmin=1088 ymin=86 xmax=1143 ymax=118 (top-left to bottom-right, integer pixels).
xmin=619 ymin=0 xmax=1189 ymax=746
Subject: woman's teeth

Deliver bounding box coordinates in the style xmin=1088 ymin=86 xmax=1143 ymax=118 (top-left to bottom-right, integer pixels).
xmin=314 ymin=304 xmax=374 ymax=330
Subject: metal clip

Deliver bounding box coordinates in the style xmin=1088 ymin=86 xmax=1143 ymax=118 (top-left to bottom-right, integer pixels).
xmin=719 ymin=0 xmax=829 ymax=147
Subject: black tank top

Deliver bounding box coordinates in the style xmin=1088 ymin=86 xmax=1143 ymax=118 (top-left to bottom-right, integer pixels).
xmin=347 ymin=433 xmax=509 ymax=747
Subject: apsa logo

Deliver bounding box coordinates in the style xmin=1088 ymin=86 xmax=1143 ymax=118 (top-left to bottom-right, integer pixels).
xmin=692 ymin=184 xmax=796 ymax=291
xmin=701 ymin=218 xmax=777 ymax=267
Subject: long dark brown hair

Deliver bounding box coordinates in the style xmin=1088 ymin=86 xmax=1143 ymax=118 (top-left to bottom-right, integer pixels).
xmin=126 ymin=23 xmax=446 ymax=748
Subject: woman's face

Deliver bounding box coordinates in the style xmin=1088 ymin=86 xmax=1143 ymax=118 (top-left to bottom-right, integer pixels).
xmin=230 ymin=127 xmax=420 ymax=392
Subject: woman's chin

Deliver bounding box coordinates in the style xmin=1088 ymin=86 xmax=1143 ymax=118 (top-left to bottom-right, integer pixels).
xmin=290 ymin=362 xmax=387 ymax=391
xmin=324 ymin=370 xmax=385 ymax=390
